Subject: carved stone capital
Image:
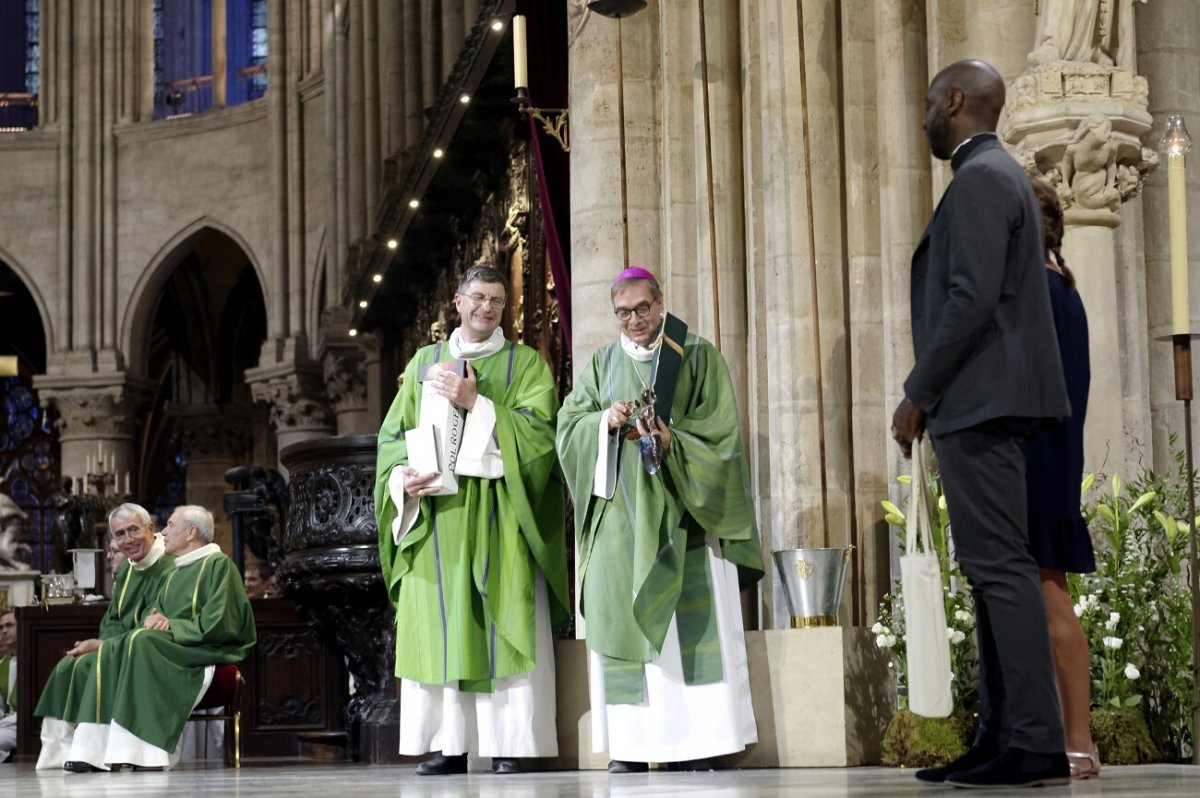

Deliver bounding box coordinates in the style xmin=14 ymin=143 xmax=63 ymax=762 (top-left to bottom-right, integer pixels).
xmin=323 ymin=348 xmax=370 ymax=413
xmin=1002 ymin=61 xmax=1157 ymax=227
xmin=35 ymin=378 xmax=152 ymax=441
xmin=248 ymin=369 xmax=335 ymax=435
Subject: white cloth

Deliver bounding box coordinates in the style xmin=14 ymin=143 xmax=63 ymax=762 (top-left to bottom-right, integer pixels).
xmin=398 ymin=575 xmax=557 ymax=758
xmin=619 ymin=332 xmax=658 ymax=362
xmin=588 ymin=540 xmax=757 ymax=763
xmin=448 ymin=327 xmax=506 ymax=360
xmin=133 ymin=535 xmax=167 ymax=571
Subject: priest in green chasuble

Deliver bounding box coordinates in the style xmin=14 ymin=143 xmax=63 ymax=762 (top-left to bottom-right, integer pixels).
xmin=37 ymin=505 xmax=255 ymax=772
xmin=375 ymin=265 xmax=568 ymax=776
xmin=557 ymin=267 xmax=764 ymax=772
xmin=35 ymin=503 xmax=175 ymax=768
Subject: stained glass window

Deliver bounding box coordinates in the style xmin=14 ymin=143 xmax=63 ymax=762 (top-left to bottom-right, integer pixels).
xmin=1 ymin=376 xmax=58 ymax=570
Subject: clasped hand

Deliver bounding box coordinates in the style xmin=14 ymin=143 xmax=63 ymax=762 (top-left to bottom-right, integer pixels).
xmin=430 ymin=362 xmax=478 ymax=411
xmin=143 ymin=609 xmax=171 ymax=631
xmin=402 ymin=466 xmax=440 ymax=499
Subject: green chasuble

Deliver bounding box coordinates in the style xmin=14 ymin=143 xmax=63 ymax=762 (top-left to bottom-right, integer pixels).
xmin=375 ymin=338 xmax=568 ymax=690
xmin=96 ymin=546 xmax=256 ymax=753
xmin=34 ymin=543 xmax=176 ymax=724
xmin=557 ymin=332 xmax=764 ymax=700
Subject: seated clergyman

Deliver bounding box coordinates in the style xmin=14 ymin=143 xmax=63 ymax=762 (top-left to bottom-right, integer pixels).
xmin=36 ymin=505 xmax=255 ymax=772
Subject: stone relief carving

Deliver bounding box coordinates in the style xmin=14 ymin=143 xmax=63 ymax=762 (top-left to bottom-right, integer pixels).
xmin=172 ymin=408 xmax=252 ymax=460
xmin=1031 ymin=0 xmax=1148 ymax=71
xmin=323 ymin=347 xmax=370 ymax=413
xmin=47 ymin=387 xmax=144 ymax=440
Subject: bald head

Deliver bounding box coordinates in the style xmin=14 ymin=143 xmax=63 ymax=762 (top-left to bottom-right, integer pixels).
xmin=924 ymin=59 xmax=1006 ymax=160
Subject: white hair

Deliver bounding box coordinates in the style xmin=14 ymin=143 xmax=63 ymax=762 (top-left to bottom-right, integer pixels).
xmin=177 ymin=505 xmax=215 ymax=543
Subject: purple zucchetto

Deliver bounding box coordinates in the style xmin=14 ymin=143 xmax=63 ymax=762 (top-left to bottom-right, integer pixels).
xmin=611 ymin=266 xmax=658 ymax=287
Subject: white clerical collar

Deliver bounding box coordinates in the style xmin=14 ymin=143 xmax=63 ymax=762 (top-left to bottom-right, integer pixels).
xmin=620 ymin=333 xmax=659 ymax=363
xmin=174 ymin=543 xmax=221 ymax=568
xmin=449 ymin=327 xmax=505 ymax=360
xmin=950 ymin=131 xmax=996 ymax=159
xmin=132 ymin=534 xmax=166 ymax=571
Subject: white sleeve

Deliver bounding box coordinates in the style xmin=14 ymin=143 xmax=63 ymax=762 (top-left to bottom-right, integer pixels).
xmin=388 ymin=466 xmax=421 ymax=545
xmin=593 ymin=410 xmax=619 ymax=499
xmin=453 ymin=395 xmax=504 ymax=479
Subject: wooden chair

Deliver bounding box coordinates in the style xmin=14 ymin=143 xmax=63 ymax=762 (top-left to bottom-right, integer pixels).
xmin=188 ymin=663 xmax=244 ymax=767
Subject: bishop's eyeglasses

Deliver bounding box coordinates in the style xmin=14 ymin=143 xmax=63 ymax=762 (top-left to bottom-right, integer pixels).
xmin=463 ymin=292 xmax=506 ymax=309
xmin=614 ymin=302 xmax=655 ymax=322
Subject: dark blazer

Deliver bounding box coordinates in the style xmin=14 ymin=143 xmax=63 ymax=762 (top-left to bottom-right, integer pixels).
xmin=905 ymin=135 xmax=1070 ymax=436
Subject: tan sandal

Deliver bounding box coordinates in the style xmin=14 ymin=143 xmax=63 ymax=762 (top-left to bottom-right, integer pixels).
xmin=1067 ymin=746 xmax=1101 ymax=779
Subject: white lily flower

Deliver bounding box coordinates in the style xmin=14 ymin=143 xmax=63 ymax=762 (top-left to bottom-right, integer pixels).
xmin=875 ymin=634 xmax=891 ymax=649
xmin=1102 ymin=636 xmax=1123 ymax=650
xmin=871 ymin=621 xmax=884 ymax=634
xmin=1124 ymin=663 xmax=1140 ymax=680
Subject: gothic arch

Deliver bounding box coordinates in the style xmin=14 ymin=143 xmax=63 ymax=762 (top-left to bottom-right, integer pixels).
xmin=0 ymin=244 xmax=55 ymax=357
xmin=122 ymin=217 xmax=270 ymax=378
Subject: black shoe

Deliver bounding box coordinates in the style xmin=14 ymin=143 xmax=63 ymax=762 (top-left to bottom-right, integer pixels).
xmin=415 ymin=752 xmax=468 ymax=776
xmin=914 ymin=745 xmax=998 ymax=784
xmin=665 ymin=758 xmax=716 ymax=771
xmin=62 ymin=761 xmax=102 ymax=773
xmin=944 ymin=747 xmax=1070 ymax=789
xmin=491 ymin=757 xmax=521 ymax=774
xmin=608 ymin=759 xmax=649 ymax=773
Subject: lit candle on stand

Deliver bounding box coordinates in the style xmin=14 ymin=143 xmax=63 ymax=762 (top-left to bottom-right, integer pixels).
xmin=513 ymin=15 xmax=528 ymax=90
xmin=1163 ymin=115 xmax=1193 ymax=335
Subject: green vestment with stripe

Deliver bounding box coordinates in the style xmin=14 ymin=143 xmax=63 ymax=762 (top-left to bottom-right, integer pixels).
xmin=87 ymin=548 xmax=255 ymax=753
xmin=375 ymin=339 xmax=569 ymax=691
xmin=557 ymin=333 xmax=764 ymax=703
xmin=34 ymin=548 xmax=176 ymax=725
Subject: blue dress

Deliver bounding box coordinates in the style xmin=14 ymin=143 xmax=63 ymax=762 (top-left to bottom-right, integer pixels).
xmin=1026 ymin=268 xmax=1095 ymax=573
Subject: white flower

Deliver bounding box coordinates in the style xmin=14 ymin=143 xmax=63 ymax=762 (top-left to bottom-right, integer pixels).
xmin=1102 ymin=636 xmax=1124 ymax=650
xmin=871 ymin=622 xmax=885 ymax=635
xmin=875 ymin=634 xmax=892 ymax=649
xmin=1073 ymin=603 xmax=1084 ymax=618
xmin=1124 ymin=663 xmax=1140 ymax=680
xmin=953 ymin=609 xmax=972 ymax=623
xmin=1105 ymin=611 xmax=1120 ymax=630
xmin=949 ymin=629 xmax=966 ymax=645
xmin=887 ymin=634 xmax=897 ymax=647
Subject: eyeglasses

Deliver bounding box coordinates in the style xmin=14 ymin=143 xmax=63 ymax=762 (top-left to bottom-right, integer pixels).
xmin=614 ymin=302 xmax=655 ymax=322
xmin=463 ymin=292 xmax=506 ymax=309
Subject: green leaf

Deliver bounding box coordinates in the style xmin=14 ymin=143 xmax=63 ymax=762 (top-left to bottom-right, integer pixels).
xmin=1124 ymin=694 xmax=1143 ymax=707
xmin=1109 ymin=696 xmax=1121 ymax=708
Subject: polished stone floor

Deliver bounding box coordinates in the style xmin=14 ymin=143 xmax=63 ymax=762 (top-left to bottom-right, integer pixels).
xmin=3 ymin=761 xmax=1200 ymax=797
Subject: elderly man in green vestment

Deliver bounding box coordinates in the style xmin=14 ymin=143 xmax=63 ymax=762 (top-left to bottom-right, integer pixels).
xmin=558 ymin=267 xmax=764 ymax=772
xmin=35 ymin=502 xmax=174 ymax=769
xmin=375 ymin=264 xmax=568 ymax=776
xmin=39 ymin=505 xmax=255 ymax=772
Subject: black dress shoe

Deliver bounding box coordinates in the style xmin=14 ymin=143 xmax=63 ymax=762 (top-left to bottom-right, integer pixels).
xmin=944 ymin=747 xmax=1070 ymax=789
xmin=914 ymin=745 xmax=998 ymax=784
xmin=608 ymin=759 xmax=649 ymax=773
xmin=415 ymin=752 xmax=468 ymax=776
xmin=63 ymin=761 xmax=102 ymax=773
xmin=491 ymin=757 xmax=521 ymax=774
xmin=665 ymin=758 xmax=716 ymax=771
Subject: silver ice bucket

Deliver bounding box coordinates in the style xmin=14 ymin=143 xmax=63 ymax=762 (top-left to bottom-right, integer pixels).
xmin=773 ymin=547 xmax=852 ymax=628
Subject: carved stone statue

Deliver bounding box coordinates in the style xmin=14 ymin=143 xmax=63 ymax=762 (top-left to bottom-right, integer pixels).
xmin=1031 ymin=0 xmax=1148 ymax=71
xmin=1063 ymin=115 xmax=1122 ymax=212
xmin=0 ymin=493 xmax=32 ymax=571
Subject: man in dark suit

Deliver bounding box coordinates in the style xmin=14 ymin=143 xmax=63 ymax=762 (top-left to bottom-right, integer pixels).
xmin=891 ymin=59 xmax=1072 ymax=789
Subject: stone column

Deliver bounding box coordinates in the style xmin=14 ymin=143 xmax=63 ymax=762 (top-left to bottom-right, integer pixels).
xmin=319 ymin=310 xmax=377 ymax=436
xmin=1003 ymin=60 xmax=1158 ymax=479
xmin=171 ymin=405 xmax=252 ymax=554
xmin=247 ymin=363 xmax=336 ymax=471
xmin=1138 ymin=0 xmax=1200 ymax=471
xmin=35 ymin=376 xmax=152 ymax=499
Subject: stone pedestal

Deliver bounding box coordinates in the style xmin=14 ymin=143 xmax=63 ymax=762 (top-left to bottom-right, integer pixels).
xmin=547 ymin=627 xmax=893 ymax=769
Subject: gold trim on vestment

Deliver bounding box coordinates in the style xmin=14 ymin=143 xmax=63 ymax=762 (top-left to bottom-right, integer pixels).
xmin=95 ymin=642 xmax=103 ymax=721
xmin=663 ymin=335 xmax=685 ymax=357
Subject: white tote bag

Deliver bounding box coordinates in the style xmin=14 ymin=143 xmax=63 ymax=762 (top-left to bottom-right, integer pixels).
xmin=900 ymin=439 xmax=954 ymax=718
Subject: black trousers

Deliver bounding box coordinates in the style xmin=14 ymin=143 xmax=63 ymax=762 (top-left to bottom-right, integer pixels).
xmin=931 ymin=417 xmax=1065 ymax=753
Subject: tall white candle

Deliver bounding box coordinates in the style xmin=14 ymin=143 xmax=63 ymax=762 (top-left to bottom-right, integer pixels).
xmin=1170 ymin=151 xmax=1189 ymax=334
xmin=513 ymin=15 xmax=528 ymax=90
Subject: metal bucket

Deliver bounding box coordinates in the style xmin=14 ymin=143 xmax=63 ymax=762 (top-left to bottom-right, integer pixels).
xmin=773 ymin=547 xmax=852 ymax=628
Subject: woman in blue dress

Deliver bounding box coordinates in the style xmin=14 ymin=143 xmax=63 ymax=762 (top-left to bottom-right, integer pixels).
xmin=1025 ymin=177 xmax=1098 ymax=779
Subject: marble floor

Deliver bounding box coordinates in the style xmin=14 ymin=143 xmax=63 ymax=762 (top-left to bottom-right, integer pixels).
xmin=2 ymin=761 xmax=1199 ymax=797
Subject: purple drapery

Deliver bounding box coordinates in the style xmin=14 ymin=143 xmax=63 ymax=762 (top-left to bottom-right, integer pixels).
xmin=517 ymin=0 xmax=571 ymax=351
xmin=528 ymin=115 xmax=571 ymax=350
